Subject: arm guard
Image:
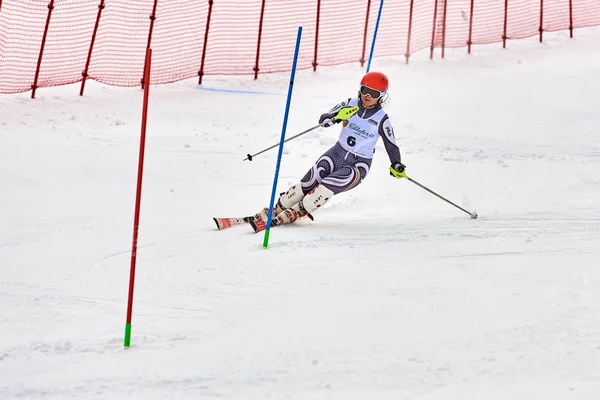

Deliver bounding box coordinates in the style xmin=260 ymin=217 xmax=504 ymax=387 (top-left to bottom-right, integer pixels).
xmin=319 ymin=98 xmax=352 ymax=124
xmin=379 ymin=114 xmax=401 ymax=164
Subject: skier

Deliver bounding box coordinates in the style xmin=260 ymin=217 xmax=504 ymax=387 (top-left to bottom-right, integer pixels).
xmin=255 ymin=71 xmax=406 ymax=229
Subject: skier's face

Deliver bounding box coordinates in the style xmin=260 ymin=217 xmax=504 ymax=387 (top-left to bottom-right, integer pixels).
xmin=359 ymin=85 xmax=381 ymax=108
xmin=360 ymin=93 xmax=378 ymax=108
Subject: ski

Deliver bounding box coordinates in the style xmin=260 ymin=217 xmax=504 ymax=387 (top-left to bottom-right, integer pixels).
xmin=249 ymin=214 xmax=310 ymax=233
xmin=249 ymin=219 xmax=270 ymax=233
xmin=215 ymin=210 xmax=307 ymax=233
xmin=213 ymin=216 xmax=256 ymax=231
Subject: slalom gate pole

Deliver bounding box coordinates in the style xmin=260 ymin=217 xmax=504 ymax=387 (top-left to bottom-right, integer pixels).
xmin=366 ymin=0 xmax=384 ymax=73
xmin=263 ymin=26 xmax=303 ymax=248
xmin=125 ymin=48 xmax=152 ymax=348
xmin=401 ymin=173 xmax=478 ymax=219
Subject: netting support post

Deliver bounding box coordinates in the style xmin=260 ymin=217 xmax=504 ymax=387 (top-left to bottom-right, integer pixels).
xmin=441 ymin=0 xmax=448 ymax=58
xmin=198 ymin=0 xmax=214 ymax=85
xmin=430 ymin=0 xmax=439 ymax=60
xmin=253 ymin=0 xmax=266 ymax=80
xmin=502 ymin=0 xmax=508 ymax=48
xmin=467 ymin=0 xmax=474 ymax=53
xmin=141 ymin=0 xmax=158 ymax=90
xmin=539 ymin=0 xmax=544 ymax=42
xmin=569 ymin=0 xmax=573 ymax=38
xmin=405 ymin=0 xmax=415 ymax=64
xmin=80 ymin=0 xmax=105 ymax=96
xmin=31 ymin=0 xmax=55 ymax=99
xmin=312 ymin=0 xmax=321 ymax=72
xmin=360 ymin=0 xmax=372 ymax=67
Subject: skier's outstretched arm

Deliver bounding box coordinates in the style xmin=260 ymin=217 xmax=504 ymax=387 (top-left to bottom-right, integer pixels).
xmin=319 ymin=98 xmax=353 ymax=127
xmin=379 ymin=115 xmax=401 ymax=163
xmin=379 ymin=115 xmax=406 ymax=177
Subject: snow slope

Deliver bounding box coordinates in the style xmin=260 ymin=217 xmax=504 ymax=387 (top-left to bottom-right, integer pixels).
xmin=1 ymin=29 xmax=600 ymax=399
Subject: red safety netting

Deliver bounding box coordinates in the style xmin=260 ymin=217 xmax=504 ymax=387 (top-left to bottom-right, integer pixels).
xmin=1 ymin=0 xmax=599 ymax=95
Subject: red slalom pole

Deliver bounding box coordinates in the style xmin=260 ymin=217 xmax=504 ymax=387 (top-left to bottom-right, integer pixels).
xmin=124 ymin=48 xmax=152 ymax=348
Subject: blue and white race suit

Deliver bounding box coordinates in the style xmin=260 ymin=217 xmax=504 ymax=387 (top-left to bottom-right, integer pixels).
xmin=299 ymin=98 xmax=402 ymax=195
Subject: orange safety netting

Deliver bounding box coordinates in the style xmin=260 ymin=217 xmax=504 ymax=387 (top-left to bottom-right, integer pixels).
xmin=0 ymin=0 xmax=599 ymax=95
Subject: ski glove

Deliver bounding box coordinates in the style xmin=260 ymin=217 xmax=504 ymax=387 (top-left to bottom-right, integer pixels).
xmin=319 ymin=106 xmax=360 ymax=128
xmin=319 ymin=113 xmax=338 ymax=127
xmin=321 ymin=118 xmax=336 ymax=127
xmin=389 ymin=162 xmax=407 ymax=179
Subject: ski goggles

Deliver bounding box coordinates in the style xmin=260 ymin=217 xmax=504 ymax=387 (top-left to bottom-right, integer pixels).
xmin=360 ymin=85 xmax=383 ymax=99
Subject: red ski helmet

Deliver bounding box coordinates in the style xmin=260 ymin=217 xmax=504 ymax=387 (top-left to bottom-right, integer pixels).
xmin=360 ymin=71 xmax=388 ymax=94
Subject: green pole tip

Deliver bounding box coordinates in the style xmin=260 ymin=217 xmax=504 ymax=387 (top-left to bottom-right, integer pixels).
xmin=262 ymin=229 xmax=271 ymax=248
xmin=124 ymin=323 xmax=132 ymax=348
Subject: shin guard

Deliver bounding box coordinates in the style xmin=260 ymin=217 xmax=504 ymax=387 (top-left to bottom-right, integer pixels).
xmin=278 ymin=183 xmax=305 ymax=209
xmin=293 ymin=184 xmax=334 ymax=219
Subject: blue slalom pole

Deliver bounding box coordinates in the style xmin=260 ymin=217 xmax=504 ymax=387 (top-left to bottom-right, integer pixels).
xmin=366 ymin=0 xmax=384 ymax=73
xmin=263 ymin=26 xmax=303 ymax=248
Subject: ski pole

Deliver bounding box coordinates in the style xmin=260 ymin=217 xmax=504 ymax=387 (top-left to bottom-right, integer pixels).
xmin=244 ymin=123 xmax=322 ymax=161
xmin=397 ymin=171 xmax=478 ymax=219
xmin=244 ymin=106 xmax=359 ymax=161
